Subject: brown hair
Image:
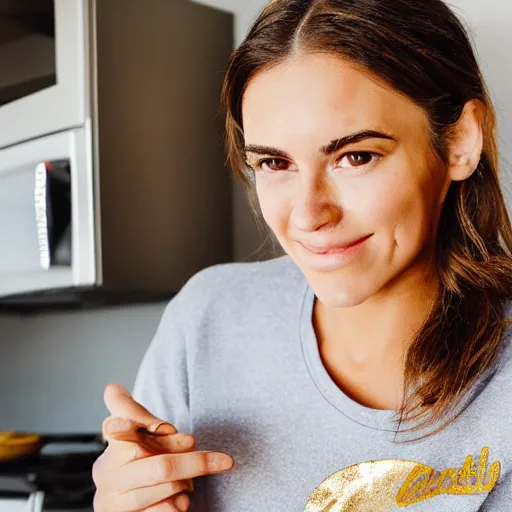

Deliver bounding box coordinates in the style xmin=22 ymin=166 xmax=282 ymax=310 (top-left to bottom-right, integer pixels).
xmin=221 ymin=0 xmax=512 ymax=437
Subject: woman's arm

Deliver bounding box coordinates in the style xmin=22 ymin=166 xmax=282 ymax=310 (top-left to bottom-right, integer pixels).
xmin=132 ymin=291 xmax=192 ymax=435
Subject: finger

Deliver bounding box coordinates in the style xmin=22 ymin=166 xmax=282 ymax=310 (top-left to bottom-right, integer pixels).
xmin=103 ymin=415 xmax=178 ymax=444
xmin=100 ymin=480 xmax=191 ymax=512
xmin=94 ymin=436 xmax=196 ymax=475
xmin=173 ymin=492 xmax=191 ymax=512
xmin=142 ymin=501 xmax=181 ymax=512
xmin=103 ymin=383 xmax=177 ymax=435
xmin=113 ymin=451 xmax=234 ymax=492
xmin=104 ymin=417 xmax=196 ymax=455
xmin=104 ymin=416 xmax=173 ymax=440
xmin=93 ymin=448 xmax=194 ymax=503
xmin=142 ymin=493 xmax=191 ymax=512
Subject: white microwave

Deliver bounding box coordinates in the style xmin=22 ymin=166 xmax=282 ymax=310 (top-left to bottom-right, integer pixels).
xmin=0 ymin=0 xmax=87 ymax=150
xmin=0 ymin=127 xmax=95 ymax=299
xmin=0 ymin=0 xmax=234 ymax=308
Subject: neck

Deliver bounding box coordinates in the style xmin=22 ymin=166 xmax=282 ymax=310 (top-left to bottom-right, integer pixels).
xmin=315 ymin=262 xmax=439 ymax=362
xmin=312 ymin=258 xmax=439 ymax=409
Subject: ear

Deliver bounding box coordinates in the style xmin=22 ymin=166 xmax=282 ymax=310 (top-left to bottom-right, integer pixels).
xmin=446 ymin=100 xmax=484 ymax=182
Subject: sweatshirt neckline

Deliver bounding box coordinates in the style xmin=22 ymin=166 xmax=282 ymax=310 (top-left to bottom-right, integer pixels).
xmin=299 ymin=283 xmax=401 ymax=432
xmin=298 ymin=281 xmax=510 ymax=436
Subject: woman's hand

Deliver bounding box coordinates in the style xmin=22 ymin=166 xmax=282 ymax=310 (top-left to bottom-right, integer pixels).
xmin=92 ymin=383 xmax=234 ymax=512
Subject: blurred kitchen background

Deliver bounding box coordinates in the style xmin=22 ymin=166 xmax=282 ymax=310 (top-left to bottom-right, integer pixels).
xmin=0 ymin=0 xmax=510 ymax=510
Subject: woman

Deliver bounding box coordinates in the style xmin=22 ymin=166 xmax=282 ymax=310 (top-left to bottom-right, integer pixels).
xmin=92 ymin=0 xmax=512 ymax=510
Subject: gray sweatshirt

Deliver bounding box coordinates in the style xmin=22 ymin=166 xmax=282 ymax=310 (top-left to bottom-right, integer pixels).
xmin=132 ymin=255 xmax=512 ymax=511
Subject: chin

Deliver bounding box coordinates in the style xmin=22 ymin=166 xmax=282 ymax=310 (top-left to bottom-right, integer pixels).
xmin=313 ymin=287 xmax=371 ymax=309
xmin=308 ymin=275 xmax=377 ymax=309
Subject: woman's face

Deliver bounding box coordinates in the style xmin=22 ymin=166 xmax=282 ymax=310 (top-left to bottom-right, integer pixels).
xmin=242 ymin=54 xmax=451 ymax=307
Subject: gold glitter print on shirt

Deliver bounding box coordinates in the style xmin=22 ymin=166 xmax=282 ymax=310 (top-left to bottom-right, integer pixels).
xmin=396 ymin=447 xmax=500 ymax=506
xmin=304 ymin=447 xmax=501 ymax=511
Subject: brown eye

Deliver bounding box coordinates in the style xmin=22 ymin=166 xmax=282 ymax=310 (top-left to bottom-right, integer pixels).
xmin=338 ymin=152 xmax=378 ymax=169
xmin=257 ymin=158 xmax=290 ymax=172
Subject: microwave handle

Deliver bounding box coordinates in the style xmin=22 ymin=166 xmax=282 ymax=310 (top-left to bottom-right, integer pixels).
xmin=34 ymin=160 xmax=72 ymax=270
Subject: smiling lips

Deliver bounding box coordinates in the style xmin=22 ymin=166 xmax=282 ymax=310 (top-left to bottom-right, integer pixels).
xmin=300 ymin=234 xmax=373 ymax=254
xmin=297 ymin=234 xmax=373 ymax=270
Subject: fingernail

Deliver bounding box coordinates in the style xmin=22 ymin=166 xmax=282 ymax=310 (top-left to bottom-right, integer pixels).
xmin=147 ymin=421 xmax=176 ymax=435
xmin=207 ymin=453 xmax=234 ymax=472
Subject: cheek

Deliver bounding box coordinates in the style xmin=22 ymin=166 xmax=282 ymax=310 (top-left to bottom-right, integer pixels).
xmin=335 ymin=166 xmax=438 ymax=267
xmin=255 ymin=179 xmax=290 ymax=232
xmin=370 ymin=175 xmax=439 ymax=253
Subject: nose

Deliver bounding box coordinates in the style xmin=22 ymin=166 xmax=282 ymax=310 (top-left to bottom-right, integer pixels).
xmin=291 ymin=172 xmax=342 ymax=232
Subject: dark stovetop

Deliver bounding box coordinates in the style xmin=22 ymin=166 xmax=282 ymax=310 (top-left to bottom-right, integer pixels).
xmin=0 ymin=434 xmax=105 ymax=509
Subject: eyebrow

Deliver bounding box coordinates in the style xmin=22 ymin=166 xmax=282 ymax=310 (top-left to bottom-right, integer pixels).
xmin=244 ymin=129 xmax=396 ymax=159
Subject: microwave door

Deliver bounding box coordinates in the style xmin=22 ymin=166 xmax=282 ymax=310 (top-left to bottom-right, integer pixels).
xmin=0 ymin=0 xmax=86 ymax=148
xmin=0 ymin=160 xmax=71 ymax=275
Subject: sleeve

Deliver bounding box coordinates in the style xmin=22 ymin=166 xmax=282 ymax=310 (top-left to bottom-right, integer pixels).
xmin=131 ymin=290 xmax=192 ymax=434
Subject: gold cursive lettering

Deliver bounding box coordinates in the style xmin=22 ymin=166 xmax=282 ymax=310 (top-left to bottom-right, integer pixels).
xmin=396 ymin=447 xmax=501 ymax=507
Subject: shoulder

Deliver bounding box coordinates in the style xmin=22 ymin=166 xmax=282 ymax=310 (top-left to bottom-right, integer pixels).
xmin=175 ymin=254 xmax=306 ymax=310
xmin=187 ymin=254 xmax=303 ymax=286
xmin=156 ymin=255 xmax=306 ymax=333
xmin=153 ymin=255 xmax=307 ymax=356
